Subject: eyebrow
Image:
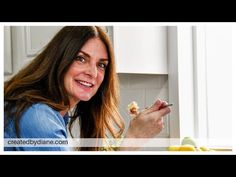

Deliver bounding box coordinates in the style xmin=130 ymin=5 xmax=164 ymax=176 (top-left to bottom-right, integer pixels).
xmin=79 ymin=50 xmax=109 ymax=62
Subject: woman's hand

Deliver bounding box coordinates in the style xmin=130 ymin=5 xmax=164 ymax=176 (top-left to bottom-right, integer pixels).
xmin=125 ymin=99 xmax=171 ymax=138
xmin=119 ymin=99 xmax=171 ymax=150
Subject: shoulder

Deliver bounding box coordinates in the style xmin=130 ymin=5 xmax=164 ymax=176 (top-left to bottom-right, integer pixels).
xmin=27 ymin=103 xmax=58 ymax=115
xmin=21 ymin=103 xmax=63 ymax=126
xmin=19 ymin=103 xmax=67 ymax=138
xmin=23 ymin=103 xmax=60 ymax=118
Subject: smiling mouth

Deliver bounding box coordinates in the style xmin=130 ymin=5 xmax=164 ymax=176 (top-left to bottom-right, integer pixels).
xmin=75 ymin=80 xmax=94 ymax=88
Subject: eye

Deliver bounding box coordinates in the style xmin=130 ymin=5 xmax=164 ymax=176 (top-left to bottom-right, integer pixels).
xmin=75 ymin=56 xmax=86 ymax=63
xmin=98 ymin=62 xmax=107 ymax=70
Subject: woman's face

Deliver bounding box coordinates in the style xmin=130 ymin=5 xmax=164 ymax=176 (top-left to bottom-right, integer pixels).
xmin=64 ymin=37 xmax=109 ymax=107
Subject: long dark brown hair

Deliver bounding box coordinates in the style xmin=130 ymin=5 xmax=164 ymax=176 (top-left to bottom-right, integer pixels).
xmin=4 ymin=26 xmax=125 ymax=151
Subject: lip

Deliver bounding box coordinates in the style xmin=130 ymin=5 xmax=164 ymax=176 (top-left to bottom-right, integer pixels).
xmin=74 ymin=79 xmax=94 ymax=91
xmin=76 ymin=79 xmax=95 ymax=86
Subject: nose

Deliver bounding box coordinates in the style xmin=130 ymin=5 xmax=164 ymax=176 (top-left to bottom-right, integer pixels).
xmin=86 ymin=63 xmax=97 ymax=78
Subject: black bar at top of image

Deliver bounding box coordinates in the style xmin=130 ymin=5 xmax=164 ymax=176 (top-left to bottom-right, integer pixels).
xmin=1 ymin=2 xmax=236 ymax=22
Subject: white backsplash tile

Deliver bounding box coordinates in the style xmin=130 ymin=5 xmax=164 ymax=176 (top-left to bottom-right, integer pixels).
xmin=157 ymin=75 xmax=169 ymax=89
xmin=128 ymin=74 xmax=167 ymax=89
xmin=117 ymin=73 xmax=130 ymax=89
xmin=146 ymin=88 xmax=169 ymax=104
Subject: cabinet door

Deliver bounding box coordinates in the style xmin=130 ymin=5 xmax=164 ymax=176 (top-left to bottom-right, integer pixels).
xmin=4 ymin=26 xmax=13 ymax=75
xmin=6 ymin=26 xmax=63 ymax=80
xmin=113 ymin=26 xmax=168 ymax=74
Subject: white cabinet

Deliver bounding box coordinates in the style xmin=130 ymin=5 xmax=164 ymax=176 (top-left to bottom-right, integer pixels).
xmin=4 ymin=26 xmax=13 ymax=75
xmin=4 ymin=26 xmax=63 ymax=80
xmin=113 ymin=26 xmax=168 ymax=74
xmin=24 ymin=26 xmax=63 ymax=57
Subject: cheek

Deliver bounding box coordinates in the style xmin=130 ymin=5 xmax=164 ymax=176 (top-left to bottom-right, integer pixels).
xmin=64 ymin=66 xmax=78 ymax=91
xmin=97 ymin=72 xmax=105 ymax=86
xmin=64 ymin=75 xmax=72 ymax=94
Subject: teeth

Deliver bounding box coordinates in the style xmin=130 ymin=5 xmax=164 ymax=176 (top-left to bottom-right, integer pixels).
xmin=78 ymin=81 xmax=93 ymax=87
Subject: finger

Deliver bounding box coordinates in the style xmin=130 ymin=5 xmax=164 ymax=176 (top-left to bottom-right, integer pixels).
xmin=158 ymin=106 xmax=171 ymax=117
xmin=155 ymin=118 xmax=164 ymax=131
xmin=149 ymin=106 xmax=171 ymax=120
xmin=156 ymin=118 xmax=164 ymax=127
xmin=162 ymin=121 xmax=165 ymax=129
xmin=159 ymin=101 xmax=168 ymax=110
xmin=142 ymin=99 xmax=163 ymax=114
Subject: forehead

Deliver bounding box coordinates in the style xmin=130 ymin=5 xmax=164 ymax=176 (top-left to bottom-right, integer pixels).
xmin=80 ymin=37 xmax=108 ymax=59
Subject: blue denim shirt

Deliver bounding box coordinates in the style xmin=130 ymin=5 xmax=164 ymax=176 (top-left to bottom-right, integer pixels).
xmin=4 ymin=103 xmax=70 ymax=151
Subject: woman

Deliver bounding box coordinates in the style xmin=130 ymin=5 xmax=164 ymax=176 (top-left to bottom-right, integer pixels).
xmin=4 ymin=26 xmax=171 ymax=151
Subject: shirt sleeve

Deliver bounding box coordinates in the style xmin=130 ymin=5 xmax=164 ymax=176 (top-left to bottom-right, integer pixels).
xmin=18 ymin=104 xmax=69 ymax=151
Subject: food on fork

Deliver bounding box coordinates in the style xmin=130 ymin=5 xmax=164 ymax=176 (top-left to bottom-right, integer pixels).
xmin=127 ymin=101 xmax=139 ymax=115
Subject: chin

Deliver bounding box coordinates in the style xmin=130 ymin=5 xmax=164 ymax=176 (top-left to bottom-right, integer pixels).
xmin=80 ymin=98 xmax=91 ymax=101
xmin=79 ymin=95 xmax=94 ymax=102
xmin=75 ymin=91 xmax=97 ymax=102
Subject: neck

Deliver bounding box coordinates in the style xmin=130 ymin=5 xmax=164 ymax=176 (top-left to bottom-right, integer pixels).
xmin=60 ymin=101 xmax=79 ymax=117
xmin=69 ymin=97 xmax=80 ymax=109
xmin=60 ymin=98 xmax=79 ymax=117
xmin=60 ymin=109 xmax=68 ymax=117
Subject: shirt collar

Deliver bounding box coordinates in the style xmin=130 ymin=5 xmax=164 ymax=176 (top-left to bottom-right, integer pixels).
xmin=63 ymin=113 xmax=70 ymax=126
